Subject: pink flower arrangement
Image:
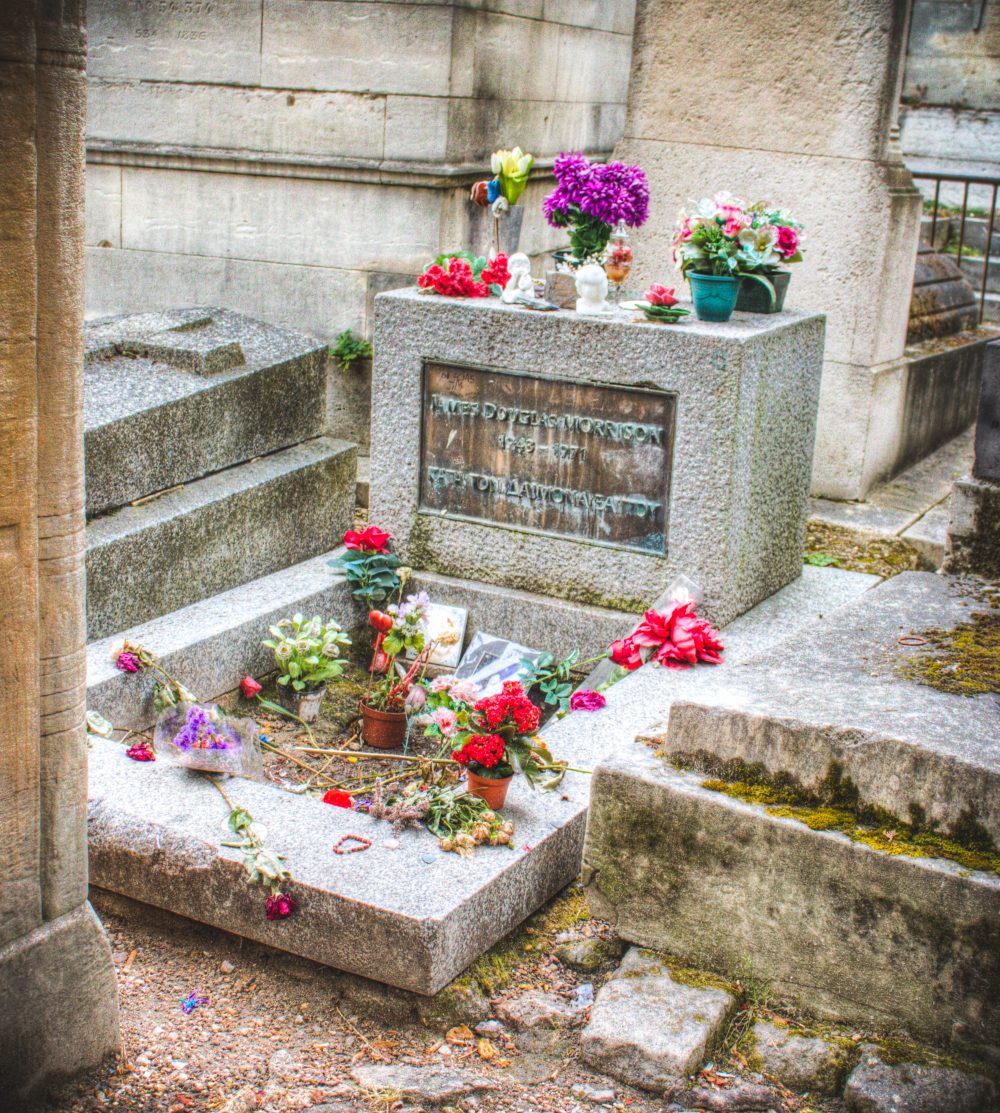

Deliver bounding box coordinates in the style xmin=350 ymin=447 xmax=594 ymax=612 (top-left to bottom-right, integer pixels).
xmin=673 ymin=192 xmax=804 ymax=278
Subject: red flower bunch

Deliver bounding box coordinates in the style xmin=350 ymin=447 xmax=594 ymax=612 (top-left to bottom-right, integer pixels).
xmin=452 ymin=733 xmax=505 ymax=769
xmin=344 ymin=525 xmax=390 ymax=553
xmin=418 ymin=257 xmax=489 ymax=298
xmin=645 ymin=284 xmax=678 ymax=307
xmin=610 ymin=602 xmax=723 ymax=672
xmin=265 ymin=892 xmax=296 ymax=920
xmin=475 ymin=680 xmax=540 ymax=734
xmin=126 ymin=741 xmax=155 ymax=762
xmin=480 ymin=253 xmax=511 ymax=289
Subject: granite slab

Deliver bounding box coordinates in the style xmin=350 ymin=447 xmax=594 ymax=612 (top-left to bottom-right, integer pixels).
xmin=86 ymin=565 xmax=876 ymax=994
xmin=84 ymin=306 xmax=328 ymax=515
xmin=644 ymin=572 xmax=1000 ymax=842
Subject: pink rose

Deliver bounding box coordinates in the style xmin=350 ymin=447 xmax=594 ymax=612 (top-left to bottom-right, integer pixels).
xmin=569 ymin=689 xmax=606 ymax=712
xmin=126 ymin=742 xmax=155 ymax=762
xmin=115 ymin=651 xmax=141 ymax=674
xmin=266 ymin=892 xmax=296 ymax=920
xmin=645 ymin=284 xmax=678 ymax=308
xmin=775 ymin=225 xmax=798 ymax=258
xmin=432 ymin=707 xmax=457 ymax=737
xmin=723 ymin=217 xmax=745 ymax=238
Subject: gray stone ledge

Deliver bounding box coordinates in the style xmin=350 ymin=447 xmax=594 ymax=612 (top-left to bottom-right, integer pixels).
xmin=583 ymin=749 xmax=1000 ymax=1059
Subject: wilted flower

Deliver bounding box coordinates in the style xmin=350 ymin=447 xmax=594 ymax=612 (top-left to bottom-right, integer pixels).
xmin=115 ymin=651 xmax=141 ymax=674
xmin=126 ymin=741 xmax=155 ymax=762
xmin=265 ymin=892 xmax=296 ymax=920
xmin=405 ymin=686 xmax=428 ymax=711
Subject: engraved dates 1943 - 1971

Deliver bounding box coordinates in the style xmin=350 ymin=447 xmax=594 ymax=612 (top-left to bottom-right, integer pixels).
xmin=419 ymin=362 xmax=676 ymax=554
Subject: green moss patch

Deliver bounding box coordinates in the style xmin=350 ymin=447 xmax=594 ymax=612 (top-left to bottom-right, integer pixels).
xmin=897 ymin=609 xmax=1000 ymax=697
xmin=806 ymin=520 xmax=921 ymax=578
xmin=703 ymin=779 xmax=1000 ymax=875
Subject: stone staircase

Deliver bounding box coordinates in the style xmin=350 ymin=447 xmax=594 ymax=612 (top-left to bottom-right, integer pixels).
xmin=83 ymin=307 xmax=357 ymax=641
xmin=583 ymin=571 xmax=1000 ymax=1062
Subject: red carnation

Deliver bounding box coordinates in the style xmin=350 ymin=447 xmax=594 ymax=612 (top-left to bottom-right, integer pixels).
xmin=322 ymin=789 xmax=354 ymax=809
xmin=344 ymin=525 xmax=390 ymax=553
xmin=240 ymin=675 xmax=262 ymax=698
xmin=481 ymin=254 xmax=511 ymax=289
xmin=609 ymin=637 xmax=643 ymax=671
xmin=265 ymin=892 xmax=296 ymax=920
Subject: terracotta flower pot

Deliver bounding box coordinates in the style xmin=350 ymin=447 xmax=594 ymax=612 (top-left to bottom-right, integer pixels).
xmin=466 ymin=770 xmax=513 ymax=809
xmin=277 ymin=683 xmax=325 ymax=723
xmin=360 ymin=700 xmax=407 ymax=750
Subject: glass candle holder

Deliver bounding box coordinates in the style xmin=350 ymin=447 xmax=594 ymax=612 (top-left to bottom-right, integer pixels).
xmin=604 ymin=220 xmax=633 ymax=305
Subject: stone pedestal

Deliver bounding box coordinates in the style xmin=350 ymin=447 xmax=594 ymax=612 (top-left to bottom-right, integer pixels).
xmin=618 ymin=0 xmax=923 ymax=500
xmin=370 ymin=290 xmax=824 ymax=628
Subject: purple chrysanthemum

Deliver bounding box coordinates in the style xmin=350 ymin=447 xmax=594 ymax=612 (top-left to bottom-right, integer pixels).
xmin=580 ymin=162 xmax=650 ymax=228
xmin=551 ymin=151 xmax=592 ymax=200
xmin=543 ymin=185 xmax=573 ymax=228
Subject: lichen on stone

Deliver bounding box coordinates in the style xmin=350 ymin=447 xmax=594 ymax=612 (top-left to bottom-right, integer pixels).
xmin=897 ymin=609 xmax=1000 ymax=697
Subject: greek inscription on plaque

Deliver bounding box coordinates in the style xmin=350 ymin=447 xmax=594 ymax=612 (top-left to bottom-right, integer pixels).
xmin=419 ymin=362 xmax=675 ymax=553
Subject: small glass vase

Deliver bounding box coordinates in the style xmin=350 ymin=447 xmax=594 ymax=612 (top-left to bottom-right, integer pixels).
xmin=604 ymin=220 xmax=633 ymax=305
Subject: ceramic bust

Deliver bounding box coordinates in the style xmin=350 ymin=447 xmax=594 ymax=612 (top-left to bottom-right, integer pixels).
xmin=502 ymin=252 xmax=536 ymax=304
xmin=575 ymin=263 xmax=612 ymax=316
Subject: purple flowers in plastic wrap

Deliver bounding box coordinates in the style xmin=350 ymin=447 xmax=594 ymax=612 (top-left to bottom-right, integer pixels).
xmin=543 ymin=153 xmax=649 ymax=230
xmin=154 ymin=702 xmax=262 ymax=777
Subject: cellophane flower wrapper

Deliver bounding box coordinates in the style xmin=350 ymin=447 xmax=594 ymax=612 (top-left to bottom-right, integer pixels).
xmin=153 ymin=702 xmax=263 ymax=779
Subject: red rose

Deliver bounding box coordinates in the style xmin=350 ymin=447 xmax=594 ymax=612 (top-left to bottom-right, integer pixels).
xmin=126 ymin=742 xmax=156 ymax=762
xmin=323 ymin=789 xmax=354 ymax=809
xmin=344 ymin=525 xmax=390 ymax=553
xmin=775 ymin=225 xmax=799 ymax=259
xmin=645 ymin=284 xmax=678 ymax=307
xmin=240 ymin=676 xmax=262 ymax=699
xmin=608 ymin=637 xmax=643 ymax=671
xmin=369 ymin=610 xmax=394 ymax=633
xmin=265 ymin=892 xmax=296 ymax=920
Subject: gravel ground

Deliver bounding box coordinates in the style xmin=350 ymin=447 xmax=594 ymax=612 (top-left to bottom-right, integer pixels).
xmin=35 ymin=887 xmax=836 ymax=1113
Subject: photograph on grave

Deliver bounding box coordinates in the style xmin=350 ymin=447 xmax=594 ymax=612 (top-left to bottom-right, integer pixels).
xmin=420 ymin=361 xmax=676 ymax=554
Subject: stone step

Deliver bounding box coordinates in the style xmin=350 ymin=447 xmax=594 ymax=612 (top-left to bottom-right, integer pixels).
xmin=959 ymin=253 xmax=1000 ymax=292
xmin=86 ymin=436 xmax=356 ymax=640
xmin=583 ymin=750 xmax=1000 ymax=1060
xmin=84 ymin=306 xmax=329 ymax=516
xmin=86 ymin=550 xmax=357 ymax=730
xmin=642 ymin=572 xmax=1000 ymax=844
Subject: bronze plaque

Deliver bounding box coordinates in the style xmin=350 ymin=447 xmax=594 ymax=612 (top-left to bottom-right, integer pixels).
xmin=419 ymin=362 xmax=675 ymax=554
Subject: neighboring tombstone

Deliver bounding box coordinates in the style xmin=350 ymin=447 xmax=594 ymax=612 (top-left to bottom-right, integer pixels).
xmin=617 ymin=0 xmax=924 ymax=501
xmin=945 ymin=339 xmax=1000 ymax=578
xmin=370 ymin=289 xmax=824 ymax=629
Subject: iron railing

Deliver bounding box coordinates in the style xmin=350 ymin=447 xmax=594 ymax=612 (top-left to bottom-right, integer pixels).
xmin=912 ymin=169 xmax=1000 ymax=324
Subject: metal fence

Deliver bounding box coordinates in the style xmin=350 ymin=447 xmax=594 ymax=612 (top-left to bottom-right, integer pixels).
xmin=912 ymin=169 xmax=1000 ymax=324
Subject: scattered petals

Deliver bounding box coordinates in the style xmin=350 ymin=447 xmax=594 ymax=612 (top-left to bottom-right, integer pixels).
xmin=569 ymin=689 xmax=606 ymax=712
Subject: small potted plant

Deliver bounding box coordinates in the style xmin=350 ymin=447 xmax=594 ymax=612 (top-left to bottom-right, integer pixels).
xmin=543 ymin=152 xmax=650 ymax=269
xmin=449 ymin=680 xmax=557 ymax=809
xmin=362 ymin=593 xmax=431 ymax=748
xmin=262 ymin=613 xmax=351 ymax=723
xmin=673 ymin=193 xmax=803 ymax=321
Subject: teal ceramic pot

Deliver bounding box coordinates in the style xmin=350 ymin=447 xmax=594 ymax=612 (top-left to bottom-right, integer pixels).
xmin=688 ymin=272 xmax=741 ymax=322
xmin=736 ymin=269 xmax=791 ymax=314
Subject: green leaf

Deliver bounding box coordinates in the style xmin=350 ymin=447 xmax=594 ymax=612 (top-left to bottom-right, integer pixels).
xmin=739 ymin=271 xmax=776 ymax=306
xmin=805 ymin=552 xmax=837 ymax=567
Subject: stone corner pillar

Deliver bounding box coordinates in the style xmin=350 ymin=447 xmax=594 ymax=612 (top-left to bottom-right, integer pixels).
xmin=0 ymin=0 xmax=119 ymax=1103
xmin=617 ymin=0 xmax=922 ymax=500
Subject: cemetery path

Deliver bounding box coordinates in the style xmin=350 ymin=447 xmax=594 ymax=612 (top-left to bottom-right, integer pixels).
xmin=38 ymin=889 xmax=834 ymax=1113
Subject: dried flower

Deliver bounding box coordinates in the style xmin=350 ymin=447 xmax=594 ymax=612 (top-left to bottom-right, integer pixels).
xmin=115 ymin=651 xmax=141 ymax=673
xmin=126 ymin=741 xmax=156 ymax=762
xmin=265 ymin=892 xmax=296 ymax=920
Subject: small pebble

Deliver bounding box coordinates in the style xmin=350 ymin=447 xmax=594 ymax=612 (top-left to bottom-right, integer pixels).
xmin=220 ymin=960 xmax=235 ymax=974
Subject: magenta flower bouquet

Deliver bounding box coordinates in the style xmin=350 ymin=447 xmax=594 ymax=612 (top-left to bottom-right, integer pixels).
xmin=543 ymin=152 xmax=649 ymax=264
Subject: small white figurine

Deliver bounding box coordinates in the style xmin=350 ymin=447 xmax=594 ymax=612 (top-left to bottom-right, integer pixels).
xmin=575 ymin=263 xmax=613 ymax=316
xmin=502 ymin=252 xmax=537 ymax=304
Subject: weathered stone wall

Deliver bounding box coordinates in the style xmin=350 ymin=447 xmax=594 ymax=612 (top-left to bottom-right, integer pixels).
xmin=84 ymin=0 xmax=635 ymax=340
xmin=900 ymin=0 xmax=1000 ymax=180
xmin=617 ymin=0 xmax=923 ymax=501
xmin=0 ymin=0 xmax=119 ymax=1101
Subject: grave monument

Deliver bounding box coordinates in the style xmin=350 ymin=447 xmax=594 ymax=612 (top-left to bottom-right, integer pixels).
xmin=370 ymin=289 xmax=826 ymax=628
